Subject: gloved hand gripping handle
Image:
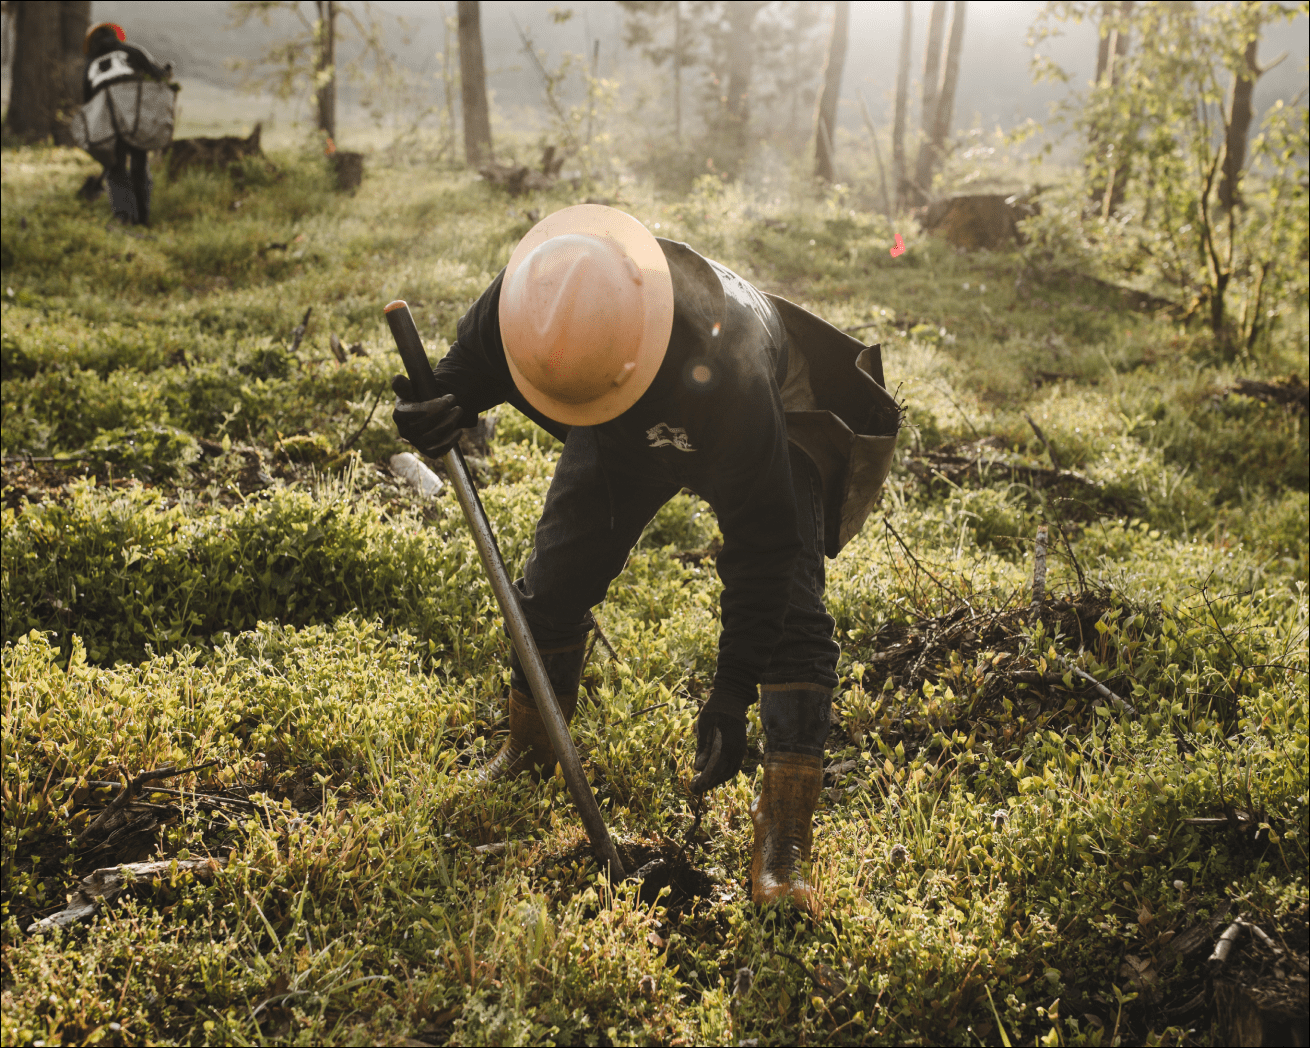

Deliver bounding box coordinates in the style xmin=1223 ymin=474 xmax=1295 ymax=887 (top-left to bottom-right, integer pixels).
xmin=383 ymin=300 xmax=626 ymax=881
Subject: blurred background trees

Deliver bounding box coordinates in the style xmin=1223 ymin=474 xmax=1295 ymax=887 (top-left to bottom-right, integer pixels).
xmin=3 ymin=1 xmax=90 ymax=144
xmin=0 ymin=1 xmax=1304 ymax=354
xmin=1030 ymin=0 xmax=1307 ymax=355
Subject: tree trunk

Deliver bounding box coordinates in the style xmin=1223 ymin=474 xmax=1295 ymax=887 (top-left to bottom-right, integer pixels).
xmin=315 ymin=0 xmax=336 ymax=141
xmin=1094 ymin=1 xmax=1133 ymax=217
xmin=1095 ymin=0 xmax=1113 ymax=83
xmin=441 ymin=2 xmax=459 ymax=155
xmin=673 ymin=1 xmax=682 ymax=144
xmin=7 ymin=0 xmax=89 ymax=144
xmin=924 ymin=2 xmax=965 ymax=183
xmin=892 ymin=0 xmax=912 ymax=213
xmin=723 ymin=1 xmax=764 ymax=150
xmin=858 ymin=90 xmax=892 ymax=217
xmin=911 ymin=0 xmax=947 ymax=201
xmin=814 ymin=1 xmax=850 ymax=183
xmin=1218 ymin=34 xmax=1258 ymax=211
xmin=458 ymin=0 xmax=493 ymax=167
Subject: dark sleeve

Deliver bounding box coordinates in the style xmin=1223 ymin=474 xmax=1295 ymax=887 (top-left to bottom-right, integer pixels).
xmin=699 ymin=360 xmax=801 ymax=704
xmin=430 ymin=270 xmax=572 ymax=443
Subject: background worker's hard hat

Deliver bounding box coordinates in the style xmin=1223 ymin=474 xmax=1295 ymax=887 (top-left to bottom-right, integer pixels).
xmin=84 ymin=22 xmax=126 ymax=54
xmin=500 ymin=205 xmax=674 ymax=427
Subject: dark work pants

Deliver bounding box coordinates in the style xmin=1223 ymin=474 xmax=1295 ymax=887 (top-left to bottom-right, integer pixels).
xmin=514 ymin=426 xmax=840 ymax=697
xmin=106 ymin=142 xmax=151 ymax=226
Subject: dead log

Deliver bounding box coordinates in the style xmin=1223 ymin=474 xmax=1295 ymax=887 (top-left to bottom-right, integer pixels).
xmin=28 ymin=858 xmax=227 ymax=933
xmin=167 ymin=123 xmax=264 ymax=179
xmin=1229 ymin=376 xmax=1308 ymax=414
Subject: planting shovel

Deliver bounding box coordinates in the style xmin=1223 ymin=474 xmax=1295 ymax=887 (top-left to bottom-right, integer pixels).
xmin=384 ymin=300 xmax=627 ymax=881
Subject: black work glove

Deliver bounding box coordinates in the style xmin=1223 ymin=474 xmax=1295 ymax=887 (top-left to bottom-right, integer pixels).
xmin=691 ymin=691 xmax=750 ymax=794
xmin=391 ymin=374 xmax=472 ymax=459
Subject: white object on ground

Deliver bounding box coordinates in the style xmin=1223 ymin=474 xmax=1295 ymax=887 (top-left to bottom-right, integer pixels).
xmin=390 ymin=452 xmax=443 ymax=497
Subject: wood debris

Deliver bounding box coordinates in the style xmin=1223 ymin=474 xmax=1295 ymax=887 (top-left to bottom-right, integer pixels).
xmin=28 ymin=858 xmax=227 ymax=933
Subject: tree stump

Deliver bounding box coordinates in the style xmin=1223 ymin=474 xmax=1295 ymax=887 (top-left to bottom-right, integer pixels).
xmin=330 ymin=151 xmax=364 ymax=192
xmin=919 ymin=194 xmax=1039 ymax=251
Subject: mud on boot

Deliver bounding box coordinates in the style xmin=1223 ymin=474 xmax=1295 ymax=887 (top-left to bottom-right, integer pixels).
xmin=749 ymin=683 xmax=830 ymax=913
xmin=480 ymin=637 xmax=588 ymax=782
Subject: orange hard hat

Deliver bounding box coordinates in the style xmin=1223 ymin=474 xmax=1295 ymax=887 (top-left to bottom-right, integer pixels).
xmin=84 ymin=22 xmax=126 ymax=54
xmin=499 ymin=205 xmax=674 ymax=427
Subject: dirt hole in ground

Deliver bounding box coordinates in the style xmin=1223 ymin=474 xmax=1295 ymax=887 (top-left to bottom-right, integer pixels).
xmin=622 ymin=842 xmax=716 ymax=909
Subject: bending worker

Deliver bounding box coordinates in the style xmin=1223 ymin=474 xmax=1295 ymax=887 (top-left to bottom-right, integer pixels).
xmin=82 ymin=22 xmax=172 ymax=226
xmin=393 ymin=205 xmax=899 ymax=910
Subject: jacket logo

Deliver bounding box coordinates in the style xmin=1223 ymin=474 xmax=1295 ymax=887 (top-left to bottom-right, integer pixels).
xmin=646 ymin=422 xmax=695 ymax=452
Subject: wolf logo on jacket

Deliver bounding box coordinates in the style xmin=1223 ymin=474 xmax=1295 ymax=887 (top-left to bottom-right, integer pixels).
xmin=645 ymin=422 xmax=696 ymax=451
xmin=391 ymin=205 xmax=900 ymax=913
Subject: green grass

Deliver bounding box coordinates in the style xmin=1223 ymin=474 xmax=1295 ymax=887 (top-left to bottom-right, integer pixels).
xmin=2 ymin=143 xmax=1307 ymax=1046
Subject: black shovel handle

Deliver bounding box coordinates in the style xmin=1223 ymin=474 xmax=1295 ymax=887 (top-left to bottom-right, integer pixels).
xmin=383 ymin=300 xmax=626 ymax=881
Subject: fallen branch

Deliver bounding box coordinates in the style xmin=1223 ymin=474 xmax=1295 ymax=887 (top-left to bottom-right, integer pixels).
xmin=84 ymin=779 xmax=255 ymax=810
xmin=79 ymin=762 xmax=220 ymax=844
xmin=1056 ymin=656 xmax=1137 ymax=715
xmin=27 ymin=857 xmax=227 ymax=933
xmin=1228 ymin=376 xmax=1307 ymax=414
xmin=1208 ymin=918 xmax=1245 ymax=970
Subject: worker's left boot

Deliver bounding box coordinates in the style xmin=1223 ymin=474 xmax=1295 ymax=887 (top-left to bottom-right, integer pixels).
xmin=480 ymin=637 xmax=589 ymax=782
xmin=750 ymin=683 xmax=831 ymax=914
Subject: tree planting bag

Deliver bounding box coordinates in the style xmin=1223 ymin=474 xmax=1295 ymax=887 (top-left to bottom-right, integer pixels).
xmin=70 ymin=79 xmax=176 ymax=164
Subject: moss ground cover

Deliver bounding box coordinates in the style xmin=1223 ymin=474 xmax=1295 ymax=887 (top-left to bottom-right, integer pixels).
xmin=2 ymin=144 xmax=1307 ymax=1046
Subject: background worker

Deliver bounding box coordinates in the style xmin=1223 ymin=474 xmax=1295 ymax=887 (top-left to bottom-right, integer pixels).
xmin=393 ymin=205 xmax=899 ymax=911
xmin=82 ymin=22 xmax=172 ymax=226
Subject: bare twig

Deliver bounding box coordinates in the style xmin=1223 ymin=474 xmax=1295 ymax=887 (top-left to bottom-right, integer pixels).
xmin=290 ymin=307 xmax=313 ymax=354
xmin=674 ymin=792 xmax=705 ymax=865
xmin=930 ymin=382 xmax=981 ymax=440
xmin=1056 ymin=523 xmax=1087 ymax=594
xmin=339 ymin=387 xmax=385 ymax=453
xmin=85 ymin=780 xmax=255 ymax=810
xmin=1057 ymin=656 xmax=1137 ymax=715
xmin=1032 ymin=524 xmax=1049 ymax=607
xmin=509 ymin=12 xmax=582 ymax=154
xmin=1024 ymin=413 xmax=1063 ymax=470
xmin=883 ymin=517 xmax=968 ymax=605
xmin=329 ymin=332 xmax=349 ymax=364
xmin=592 ymin=616 xmax=618 ymax=660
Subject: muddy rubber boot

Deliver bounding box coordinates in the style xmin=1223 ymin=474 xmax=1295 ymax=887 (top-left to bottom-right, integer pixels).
xmin=480 ymin=638 xmax=588 ymax=782
xmin=749 ymin=683 xmax=831 ymax=913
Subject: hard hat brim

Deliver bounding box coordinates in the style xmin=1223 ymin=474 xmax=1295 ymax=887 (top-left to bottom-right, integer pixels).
xmin=500 ymin=204 xmax=674 ymax=428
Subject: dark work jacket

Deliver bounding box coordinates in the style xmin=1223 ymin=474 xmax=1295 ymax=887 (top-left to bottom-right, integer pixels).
xmin=429 ymin=239 xmax=898 ymax=703
xmin=84 ymin=41 xmax=169 ymax=103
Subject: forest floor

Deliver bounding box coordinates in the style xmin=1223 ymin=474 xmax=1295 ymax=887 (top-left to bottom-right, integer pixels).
xmin=1 ymin=143 xmax=1307 ymax=1047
